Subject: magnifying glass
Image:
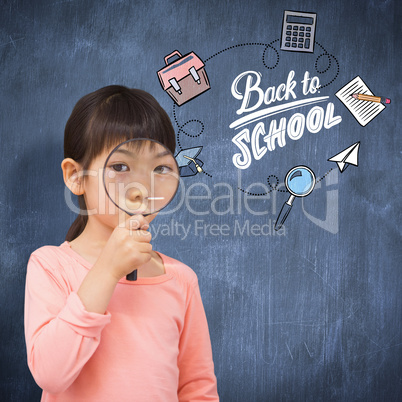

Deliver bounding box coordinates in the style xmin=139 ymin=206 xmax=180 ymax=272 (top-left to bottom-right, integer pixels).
xmin=274 ymin=165 xmax=316 ymax=231
xmin=103 ymin=138 xmax=180 ymax=280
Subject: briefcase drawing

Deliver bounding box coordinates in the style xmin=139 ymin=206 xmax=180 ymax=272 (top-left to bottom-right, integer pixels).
xmin=157 ymin=50 xmax=210 ymax=106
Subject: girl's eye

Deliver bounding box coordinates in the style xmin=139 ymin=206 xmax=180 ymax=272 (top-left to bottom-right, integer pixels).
xmin=111 ymin=164 xmax=129 ymax=172
xmin=154 ymin=165 xmax=172 ymax=174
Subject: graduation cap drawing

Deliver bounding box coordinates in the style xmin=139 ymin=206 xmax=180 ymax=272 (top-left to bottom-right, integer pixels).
xmin=175 ymin=146 xmax=204 ymax=177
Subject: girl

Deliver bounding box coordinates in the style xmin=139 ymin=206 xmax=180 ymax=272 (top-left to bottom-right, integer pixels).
xmin=24 ymin=85 xmax=219 ymax=401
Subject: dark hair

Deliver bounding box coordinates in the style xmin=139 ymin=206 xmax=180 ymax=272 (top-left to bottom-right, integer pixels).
xmin=64 ymin=85 xmax=176 ymax=241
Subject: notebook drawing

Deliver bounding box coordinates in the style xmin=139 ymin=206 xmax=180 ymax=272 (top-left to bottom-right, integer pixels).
xmin=335 ymin=76 xmax=385 ymax=127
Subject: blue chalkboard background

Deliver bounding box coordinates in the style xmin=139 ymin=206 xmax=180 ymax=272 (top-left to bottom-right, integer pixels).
xmin=1 ymin=0 xmax=401 ymax=400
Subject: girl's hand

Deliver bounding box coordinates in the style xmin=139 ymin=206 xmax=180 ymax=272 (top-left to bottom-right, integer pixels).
xmin=77 ymin=216 xmax=152 ymax=313
xmin=97 ymin=215 xmax=152 ymax=281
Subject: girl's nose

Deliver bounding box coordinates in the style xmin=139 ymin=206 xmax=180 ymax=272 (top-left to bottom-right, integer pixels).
xmin=126 ymin=186 xmax=146 ymax=204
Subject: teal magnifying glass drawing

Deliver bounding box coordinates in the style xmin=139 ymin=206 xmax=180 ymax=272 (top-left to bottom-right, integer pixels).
xmin=274 ymin=166 xmax=316 ymax=231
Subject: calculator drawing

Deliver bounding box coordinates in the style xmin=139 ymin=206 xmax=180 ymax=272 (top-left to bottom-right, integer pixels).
xmin=280 ymin=10 xmax=317 ymax=53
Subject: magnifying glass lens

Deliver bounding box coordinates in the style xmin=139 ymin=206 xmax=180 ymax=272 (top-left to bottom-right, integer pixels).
xmin=286 ymin=167 xmax=315 ymax=197
xmin=103 ymin=138 xmax=179 ymax=281
xmin=103 ymin=139 xmax=179 ymax=217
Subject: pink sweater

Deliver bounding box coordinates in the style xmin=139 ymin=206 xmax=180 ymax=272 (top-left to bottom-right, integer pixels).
xmin=24 ymin=242 xmax=218 ymax=401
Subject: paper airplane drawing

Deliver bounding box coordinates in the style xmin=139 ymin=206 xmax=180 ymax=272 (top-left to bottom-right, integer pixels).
xmin=328 ymin=142 xmax=360 ymax=172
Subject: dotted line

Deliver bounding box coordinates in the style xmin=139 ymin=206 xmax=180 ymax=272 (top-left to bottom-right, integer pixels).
xmin=173 ymin=104 xmax=211 ymax=178
xmin=263 ymin=39 xmax=280 ymax=69
xmin=173 ymin=104 xmax=205 ymax=151
xmin=237 ymin=174 xmax=287 ymax=196
xmin=237 ymin=187 xmax=271 ymax=196
xmin=316 ymin=168 xmax=335 ymax=183
xmin=315 ymin=53 xmax=331 ymax=73
xmin=314 ymin=41 xmax=340 ymax=89
xmin=205 ymin=42 xmax=269 ymax=62
xmin=177 ymin=120 xmax=204 ymax=138
xmin=172 ymin=102 xmax=179 ymax=128
xmin=267 ymin=175 xmax=287 ymax=192
xmin=205 ymin=40 xmax=281 ymax=71
xmin=172 ymin=104 xmax=182 ymax=149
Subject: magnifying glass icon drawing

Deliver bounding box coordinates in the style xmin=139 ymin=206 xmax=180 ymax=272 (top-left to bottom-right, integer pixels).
xmin=274 ymin=165 xmax=316 ymax=231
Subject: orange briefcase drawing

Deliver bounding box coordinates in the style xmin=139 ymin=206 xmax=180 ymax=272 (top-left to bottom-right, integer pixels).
xmin=157 ymin=50 xmax=210 ymax=106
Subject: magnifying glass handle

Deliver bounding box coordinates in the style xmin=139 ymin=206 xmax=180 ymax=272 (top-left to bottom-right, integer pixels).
xmin=126 ymin=270 xmax=137 ymax=281
xmin=126 ymin=220 xmax=151 ymax=281
xmin=275 ymin=201 xmax=293 ymax=231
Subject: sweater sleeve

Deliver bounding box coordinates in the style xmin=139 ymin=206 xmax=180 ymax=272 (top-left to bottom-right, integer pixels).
xmin=177 ymin=281 xmax=219 ymax=401
xmin=24 ymin=252 xmax=111 ymax=394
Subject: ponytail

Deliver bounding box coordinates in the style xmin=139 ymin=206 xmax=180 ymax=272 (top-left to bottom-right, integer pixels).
xmin=65 ymin=195 xmax=88 ymax=242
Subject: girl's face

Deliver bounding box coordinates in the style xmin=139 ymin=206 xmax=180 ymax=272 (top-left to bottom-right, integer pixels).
xmin=82 ymin=140 xmax=179 ymax=231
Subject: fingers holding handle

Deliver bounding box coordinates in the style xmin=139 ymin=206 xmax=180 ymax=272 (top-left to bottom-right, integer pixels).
xmin=126 ymin=215 xmax=151 ymax=281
